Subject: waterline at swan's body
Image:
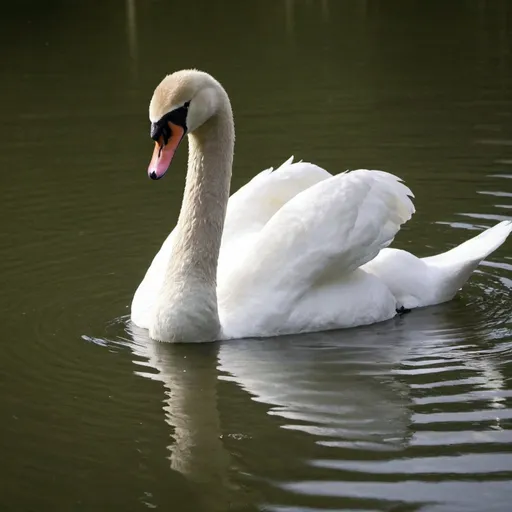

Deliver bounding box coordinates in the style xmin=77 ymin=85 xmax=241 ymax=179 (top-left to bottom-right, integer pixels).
xmin=131 ymin=70 xmax=512 ymax=343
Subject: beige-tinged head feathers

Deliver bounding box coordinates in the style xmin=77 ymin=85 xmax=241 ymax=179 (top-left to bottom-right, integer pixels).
xmin=149 ymin=69 xmax=225 ymax=127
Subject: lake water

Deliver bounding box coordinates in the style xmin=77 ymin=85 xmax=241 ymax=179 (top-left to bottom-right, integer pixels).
xmin=1 ymin=1 xmax=512 ymax=511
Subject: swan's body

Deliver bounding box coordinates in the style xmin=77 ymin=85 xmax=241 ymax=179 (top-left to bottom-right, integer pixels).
xmin=131 ymin=69 xmax=512 ymax=343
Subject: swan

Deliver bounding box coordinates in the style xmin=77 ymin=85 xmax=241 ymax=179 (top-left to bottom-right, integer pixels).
xmin=131 ymin=69 xmax=512 ymax=343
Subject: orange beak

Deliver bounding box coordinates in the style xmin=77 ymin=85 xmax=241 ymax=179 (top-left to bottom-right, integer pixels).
xmin=148 ymin=122 xmax=185 ymax=180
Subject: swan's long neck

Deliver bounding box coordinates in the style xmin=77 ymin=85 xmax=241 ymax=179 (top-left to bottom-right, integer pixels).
xmin=177 ymin=106 xmax=234 ymax=283
xmin=152 ymin=94 xmax=234 ymax=342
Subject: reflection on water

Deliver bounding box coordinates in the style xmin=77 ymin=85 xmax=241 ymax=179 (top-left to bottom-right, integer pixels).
xmin=1 ymin=0 xmax=512 ymax=511
xmin=125 ymin=0 xmax=138 ymax=81
xmin=128 ymin=326 xmax=233 ymax=511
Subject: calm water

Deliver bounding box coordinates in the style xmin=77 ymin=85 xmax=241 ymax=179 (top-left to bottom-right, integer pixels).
xmin=1 ymin=1 xmax=512 ymax=511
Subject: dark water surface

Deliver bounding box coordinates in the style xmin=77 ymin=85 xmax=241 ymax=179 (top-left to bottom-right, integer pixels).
xmin=1 ymin=1 xmax=512 ymax=511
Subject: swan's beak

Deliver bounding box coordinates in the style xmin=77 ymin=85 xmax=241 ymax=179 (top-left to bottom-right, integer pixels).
xmin=148 ymin=122 xmax=185 ymax=180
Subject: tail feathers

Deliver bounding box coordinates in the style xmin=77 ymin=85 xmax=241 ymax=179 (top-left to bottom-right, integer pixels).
xmin=424 ymin=220 xmax=512 ymax=267
xmin=422 ymin=220 xmax=512 ymax=303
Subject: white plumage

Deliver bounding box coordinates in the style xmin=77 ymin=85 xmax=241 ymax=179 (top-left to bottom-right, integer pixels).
xmin=131 ymin=70 xmax=512 ymax=343
xmin=132 ymin=157 xmax=511 ymax=340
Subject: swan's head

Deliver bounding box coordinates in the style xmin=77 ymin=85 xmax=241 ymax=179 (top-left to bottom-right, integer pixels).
xmin=147 ymin=69 xmax=223 ymax=180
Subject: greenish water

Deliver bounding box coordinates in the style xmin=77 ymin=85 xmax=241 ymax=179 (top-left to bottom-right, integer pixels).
xmin=1 ymin=1 xmax=511 ymax=511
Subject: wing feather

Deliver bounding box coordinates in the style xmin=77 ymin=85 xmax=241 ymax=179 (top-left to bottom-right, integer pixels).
xmin=221 ymin=157 xmax=331 ymax=247
xmin=219 ymin=169 xmax=415 ymax=315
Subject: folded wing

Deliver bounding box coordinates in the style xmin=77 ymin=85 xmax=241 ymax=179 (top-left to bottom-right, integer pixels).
xmin=219 ymin=169 xmax=415 ymax=334
xmin=220 ymin=157 xmax=331 ymax=261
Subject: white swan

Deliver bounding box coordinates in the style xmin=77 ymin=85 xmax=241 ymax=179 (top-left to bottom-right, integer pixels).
xmin=131 ymin=69 xmax=512 ymax=343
